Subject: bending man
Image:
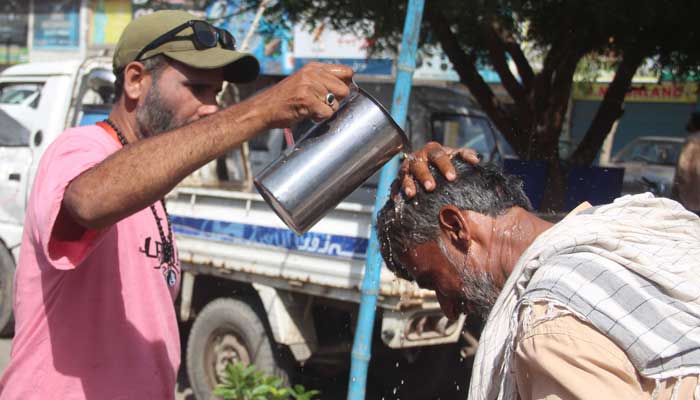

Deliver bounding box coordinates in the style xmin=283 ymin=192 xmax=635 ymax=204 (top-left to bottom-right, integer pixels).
xmin=378 ymin=157 xmax=700 ymax=399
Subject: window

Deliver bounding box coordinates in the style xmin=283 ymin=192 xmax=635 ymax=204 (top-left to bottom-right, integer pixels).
xmin=0 ymin=82 xmax=44 ymax=147
xmin=431 ymin=113 xmax=498 ymax=160
xmin=0 ymin=83 xmax=42 ymax=108
xmin=77 ymin=68 xmax=115 ymax=126
xmin=614 ymin=139 xmax=683 ymax=166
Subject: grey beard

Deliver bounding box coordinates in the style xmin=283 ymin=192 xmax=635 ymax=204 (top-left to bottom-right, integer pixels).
xmin=437 ymin=238 xmax=500 ymax=320
xmin=136 ymin=81 xmax=178 ymax=137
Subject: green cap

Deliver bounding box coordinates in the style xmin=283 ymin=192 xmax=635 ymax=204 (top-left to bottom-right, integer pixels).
xmin=113 ymin=10 xmax=259 ymax=83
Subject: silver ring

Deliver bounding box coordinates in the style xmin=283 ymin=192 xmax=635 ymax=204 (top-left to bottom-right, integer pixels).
xmin=325 ymin=93 xmax=336 ymax=105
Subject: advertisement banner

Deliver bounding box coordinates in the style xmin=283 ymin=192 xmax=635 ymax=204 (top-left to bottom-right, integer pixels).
xmin=414 ymin=44 xmax=501 ymax=83
xmin=0 ymin=0 xmax=29 ymax=63
xmin=131 ymin=0 xmax=207 ymax=18
xmin=91 ymin=0 xmax=132 ymax=46
xmin=573 ymin=82 xmax=699 ymax=103
xmin=206 ymin=0 xmax=293 ymax=75
xmin=33 ymin=0 xmax=81 ymax=49
xmin=293 ymin=22 xmax=392 ymax=76
xmin=130 ymin=0 xmax=292 ymax=75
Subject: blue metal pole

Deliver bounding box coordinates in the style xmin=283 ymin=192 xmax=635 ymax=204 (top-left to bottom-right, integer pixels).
xmin=347 ymin=0 xmax=425 ymax=398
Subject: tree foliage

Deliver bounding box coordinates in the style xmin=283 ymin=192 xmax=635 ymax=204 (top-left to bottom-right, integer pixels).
xmin=257 ymin=0 xmax=700 ymax=209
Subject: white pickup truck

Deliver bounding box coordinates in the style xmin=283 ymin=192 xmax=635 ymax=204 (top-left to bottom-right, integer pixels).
xmin=0 ymin=57 xmax=507 ymax=399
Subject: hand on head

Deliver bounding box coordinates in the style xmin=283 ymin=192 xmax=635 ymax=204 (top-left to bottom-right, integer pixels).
xmin=257 ymin=62 xmax=354 ymax=128
xmin=396 ymin=142 xmax=481 ymax=200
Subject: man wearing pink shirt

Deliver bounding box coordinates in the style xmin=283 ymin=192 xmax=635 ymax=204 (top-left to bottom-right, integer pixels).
xmin=0 ymin=10 xmax=356 ymax=399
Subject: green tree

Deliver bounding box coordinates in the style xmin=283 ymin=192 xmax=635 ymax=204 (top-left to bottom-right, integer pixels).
xmin=257 ymin=0 xmax=700 ymax=209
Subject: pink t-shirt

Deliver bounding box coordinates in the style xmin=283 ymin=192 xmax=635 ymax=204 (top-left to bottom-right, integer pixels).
xmin=0 ymin=125 xmax=181 ymax=399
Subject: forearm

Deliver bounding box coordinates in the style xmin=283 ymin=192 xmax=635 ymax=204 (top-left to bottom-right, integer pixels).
xmin=64 ymin=96 xmax=268 ymax=229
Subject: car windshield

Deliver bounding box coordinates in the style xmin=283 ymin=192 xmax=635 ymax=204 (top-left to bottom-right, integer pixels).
xmin=614 ymin=139 xmax=683 ymax=166
xmin=0 ymin=84 xmax=42 ymax=106
xmin=431 ymin=113 xmax=497 ymax=160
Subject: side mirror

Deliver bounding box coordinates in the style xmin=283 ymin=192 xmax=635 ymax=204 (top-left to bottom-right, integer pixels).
xmin=86 ymin=68 xmax=115 ymax=93
xmin=86 ymin=68 xmax=115 ymax=103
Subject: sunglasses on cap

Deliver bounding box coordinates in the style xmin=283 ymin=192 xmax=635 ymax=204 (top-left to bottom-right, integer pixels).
xmin=134 ymin=20 xmax=236 ymax=62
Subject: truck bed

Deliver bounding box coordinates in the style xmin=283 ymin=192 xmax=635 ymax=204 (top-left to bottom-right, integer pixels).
xmin=168 ymin=185 xmax=439 ymax=311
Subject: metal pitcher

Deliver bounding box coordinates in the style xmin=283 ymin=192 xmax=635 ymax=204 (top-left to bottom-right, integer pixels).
xmin=254 ymin=85 xmax=408 ymax=235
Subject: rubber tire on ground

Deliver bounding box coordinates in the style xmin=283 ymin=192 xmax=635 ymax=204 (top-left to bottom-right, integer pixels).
xmin=0 ymin=244 xmax=15 ymax=337
xmin=186 ymin=297 xmax=289 ymax=400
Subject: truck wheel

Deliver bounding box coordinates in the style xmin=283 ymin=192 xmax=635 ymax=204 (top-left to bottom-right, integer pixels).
xmin=186 ymin=297 xmax=289 ymax=400
xmin=0 ymin=244 xmax=15 ymax=337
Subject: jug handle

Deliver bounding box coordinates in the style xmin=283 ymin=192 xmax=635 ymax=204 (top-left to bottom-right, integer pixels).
xmin=338 ymin=78 xmax=360 ymax=107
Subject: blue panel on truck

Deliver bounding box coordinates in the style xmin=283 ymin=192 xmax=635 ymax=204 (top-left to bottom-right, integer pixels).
xmin=171 ymin=215 xmax=368 ymax=260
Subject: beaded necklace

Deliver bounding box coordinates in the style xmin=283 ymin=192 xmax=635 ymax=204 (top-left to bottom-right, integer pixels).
xmin=102 ymin=118 xmax=178 ymax=287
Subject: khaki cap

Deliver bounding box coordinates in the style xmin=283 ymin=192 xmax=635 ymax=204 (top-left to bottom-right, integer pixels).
xmin=113 ymin=10 xmax=259 ymax=83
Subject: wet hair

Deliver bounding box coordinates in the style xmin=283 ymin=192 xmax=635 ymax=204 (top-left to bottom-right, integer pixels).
xmin=113 ymin=55 xmax=168 ymax=103
xmin=376 ymin=160 xmax=532 ymax=281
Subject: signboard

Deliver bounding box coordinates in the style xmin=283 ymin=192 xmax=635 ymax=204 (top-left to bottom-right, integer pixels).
xmin=206 ymin=0 xmax=293 ymax=75
xmin=131 ymin=0 xmax=206 ymax=18
xmin=573 ymin=82 xmax=699 ymax=103
xmin=0 ymin=0 xmax=29 ymax=63
xmin=33 ymin=0 xmax=81 ymax=49
xmin=130 ymin=0 xmax=293 ymax=75
xmin=414 ymin=44 xmax=501 ymax=83
xmin=293 ymin=22 xmax=393 ymax=76
xmin=90 ymin=0 xmax=132 ymax=46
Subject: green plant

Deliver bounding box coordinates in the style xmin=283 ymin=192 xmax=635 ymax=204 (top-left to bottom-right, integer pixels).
xmin=213 ymin=362 xmax=320 ymax=400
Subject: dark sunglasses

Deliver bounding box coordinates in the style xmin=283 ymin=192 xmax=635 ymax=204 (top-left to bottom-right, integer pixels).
xmin=134 ymin=20 xmax=236 ymax=62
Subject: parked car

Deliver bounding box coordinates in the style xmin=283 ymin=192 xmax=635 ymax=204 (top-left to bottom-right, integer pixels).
xmin=607 ymin=135 xmax=685 ymax=197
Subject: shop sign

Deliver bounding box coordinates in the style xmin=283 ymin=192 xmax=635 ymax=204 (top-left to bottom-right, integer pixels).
xmin=33 ymin=0 xmax=81 ymax=49
xmin=130 ymin=0 xmax=292 ymax=75
xmin=573 ymin=82 xmax=699 ymax=103
xmin=131 ymin=0 xmax=206 ymax=18
xmin=0 ymin=0 xmax=29 ymax=63
xmin=206 ymin=0 xmax=293 ymax=75
xmin=293 ymin=22 xmax=393 ymax=76
xmin=90 ymin=0 xmax=132 ymax=46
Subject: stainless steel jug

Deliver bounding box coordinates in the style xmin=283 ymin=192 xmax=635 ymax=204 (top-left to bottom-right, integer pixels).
xmin=254 ymin=86 xmax=408 ymax=235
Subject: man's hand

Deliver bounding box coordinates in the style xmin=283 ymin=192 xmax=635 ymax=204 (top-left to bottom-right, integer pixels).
xmin=254 ymin=62 xmax=354 ymax=128
xmin=399 ymin=142 xmax=481 ymax=199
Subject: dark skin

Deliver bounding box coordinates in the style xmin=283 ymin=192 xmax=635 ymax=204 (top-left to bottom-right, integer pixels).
xmin=399 ymin=141 xmax=481 ymax=198
xmin=397 ymin=189 xmax=553 ymax=320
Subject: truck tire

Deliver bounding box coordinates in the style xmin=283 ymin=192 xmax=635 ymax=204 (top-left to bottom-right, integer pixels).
xmin=0 ymin=244 xmax=15 ymax=337
xmin=186 ymin=297 xmax=289 ymax=400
